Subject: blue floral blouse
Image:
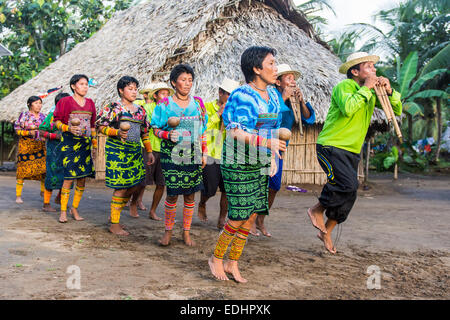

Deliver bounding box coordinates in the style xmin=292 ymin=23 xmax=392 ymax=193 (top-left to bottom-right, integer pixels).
xmin=222 ymin=84 xmax=281 ymax=139
xmin=150 ymin=96 xmax=208 ymax=143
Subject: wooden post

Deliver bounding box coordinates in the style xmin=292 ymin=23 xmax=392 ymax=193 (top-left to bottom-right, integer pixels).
xmin=365 ymin=139 xmax=370 ymax=183
xmin=0 ymin=121 xmax=4 ymax=166
xmin=394 ymin=163 xmax=398 ymax=180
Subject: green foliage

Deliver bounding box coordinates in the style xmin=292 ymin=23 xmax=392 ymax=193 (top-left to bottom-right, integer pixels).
xmin=383 ymin=146 xmax=399 ymax=169
xmin=0 ymin=0 xmax=133 ymax=99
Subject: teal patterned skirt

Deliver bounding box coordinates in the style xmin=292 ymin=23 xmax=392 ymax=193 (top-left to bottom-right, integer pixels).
xmin=220 ymin=139 xmax=271 ymax=221
xmin=44 ymin=139 xmax=64 ymax=190
xmin=105 ymin=138 xmax=145 ymax=189
xmin=160 ymin=139 xmax=203 ymax=196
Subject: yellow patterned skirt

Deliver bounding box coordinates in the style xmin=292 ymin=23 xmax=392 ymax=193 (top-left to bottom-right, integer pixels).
xmin=16 ymin=137 xmax=46 ymax=180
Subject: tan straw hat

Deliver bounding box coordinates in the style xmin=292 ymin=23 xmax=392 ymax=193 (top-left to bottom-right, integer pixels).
xmin=139 ymin=83 xmax=155 ymax=95
xmin=277 ymin=64 xmax=301 ymax=80
xmin=149 ymin=82 xmax=175 ymax=98
xmin=218 ymin=77 xmax=240 ymax=94
xmin=339 ymin=52 xmax=380 ymax=74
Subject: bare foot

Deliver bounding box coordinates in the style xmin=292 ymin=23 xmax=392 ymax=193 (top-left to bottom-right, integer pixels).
xmin=129 ymin=203 xmax=139 ymax=218
xmin=249 ymin=223 xmax=260 ymax=237
xmin=148 ymin=210 xmax=162 ymax=221
xmin=158 ymin=230 xmax=172 ymax=246
xmin=70 ymin=207 xmax=84 ymax=221
xmin=182 ymin=230 xmax=195 ymax=246
xmin=224 ymin=260 xmax=248 ymax=283
xmin=256 ymin=222 xmax=272 ymax=237
xmin=217 ymin=218 xmax=226 ymax=230
xmin=307 ymin=207 xmax=327 ymax=234
xmin=59 ymin=211 xmax=68 ymax=223
xmin=208 ymin=256 xmax=229 ymax=281
xmin=138 ymin=202 xmax=147 ymax=211
xmin=16 ymin=197 xmax=23 ymax=204
xmin=107 ymin=217 xmax=126 ymax=229
xmin=198 ymin=204 xmax=208 ymax=222
xmin=43 ymin=204 xmax=56 ymax=212
xmin=109 ymin=224 xmax=129 ymax=236
xmin=317 ymin=232 xmax=337 ymax=254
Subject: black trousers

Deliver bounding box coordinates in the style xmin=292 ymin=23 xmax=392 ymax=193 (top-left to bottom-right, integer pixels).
xmin=316 ymin=144 xmax=360 ymax=224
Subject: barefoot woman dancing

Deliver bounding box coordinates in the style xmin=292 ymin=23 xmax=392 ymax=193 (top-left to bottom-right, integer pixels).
xmin=208 ymin=46 xmax=286 ymax=283
xmin=97 ymin=76 xmax=155 ymax=236
xmin=151 ymin=64 xmax=208 ymax=246
xmin=308 ymin=52 xmax=402 ymax=253
xmin=53 ymin=74 xmax=97 ymax=223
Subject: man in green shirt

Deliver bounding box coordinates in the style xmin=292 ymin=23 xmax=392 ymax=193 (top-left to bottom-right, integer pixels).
xmin=308 ymin=52 xmax=402 ymax=254
xmin=198 ymin=77 xmax=239 ymax=229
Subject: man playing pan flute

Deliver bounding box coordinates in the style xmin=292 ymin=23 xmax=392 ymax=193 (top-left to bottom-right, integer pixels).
xmin=307 ymin=52 xmax=402 ymax=253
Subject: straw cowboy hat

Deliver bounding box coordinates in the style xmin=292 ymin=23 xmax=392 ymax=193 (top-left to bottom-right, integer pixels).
xmin=149 ymin=82 xmax=175 ymax=97
xmin=218 ymin=77 xmax=240 ymax=94
xmin=339 ymin=52 xmax=380 ymax=74
xmin=277 ymin=63 xmax=301 ymax=80
xmin=139 ymin=83 xmax=154 ymax=95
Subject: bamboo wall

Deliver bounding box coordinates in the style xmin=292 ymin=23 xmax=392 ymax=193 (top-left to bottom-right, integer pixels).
xmin=282 ymin=124 xmax=365 ymax=185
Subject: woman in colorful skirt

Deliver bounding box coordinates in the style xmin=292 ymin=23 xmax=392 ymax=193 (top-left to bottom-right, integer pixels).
xmin=14 ymin=96 xmax=47 ymax=204
xmin=208 ymin=46 xmax=286 ymax=283
xmin=97 ymin=76 xmax=155 ymax=236
xmin=53 ymin=74 xmax=97 ymax=223
xmin=151 ymin=64 xmax=208 ymax=246
xmin=39 ymin=92 xmax=71 ymax=212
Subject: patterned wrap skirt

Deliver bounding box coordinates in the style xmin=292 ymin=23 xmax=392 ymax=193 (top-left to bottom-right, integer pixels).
xmin=220 ymin=139 xmax=271 ymax=221
xmin=160 ymin=139 xmax=203 ymax=196
xmin=44 ymin=139 xmax=64 ymax=190
xmin=60 ymin=132 xmax=95 ymax=180
xmin=16 ymin=137 xmax=46 ymax=181
xmin=105 ymin=138 xmax=145 ymax=189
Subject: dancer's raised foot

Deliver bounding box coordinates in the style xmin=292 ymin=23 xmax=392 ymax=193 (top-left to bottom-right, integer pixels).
xmin=307 ymin=207 xmax=327 ymax=234
xmin=109 ymin=223 xmax=129 ymax=236
xmin=317 ymin=231 xmax=336 ymax=254
xmin=224 ymin=260 xmax=248 ymax=283
xmin=158 ymin=230 xmax=172 ymax=246
xmin=208 ymin=256 xmax=229 ymax=281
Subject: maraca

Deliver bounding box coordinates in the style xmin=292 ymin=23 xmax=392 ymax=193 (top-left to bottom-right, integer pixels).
xmin=278 ymin=128 xmax=292 ymax=141
xmin=70 ymin=118 xmax=81 ymax=136
xmin=168 ymin=116 xmax=180 ymax=128
xmin=120 ymin=122 xmax=131 ymax=142
xmin=70 ymin=118 xmax=81 ymax=126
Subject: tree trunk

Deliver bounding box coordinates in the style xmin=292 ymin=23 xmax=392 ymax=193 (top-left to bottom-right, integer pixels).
xmin=407 ymin=113 xmax=413 ymax=143
xmin=435 ymin=98 xmax=442 ymax=162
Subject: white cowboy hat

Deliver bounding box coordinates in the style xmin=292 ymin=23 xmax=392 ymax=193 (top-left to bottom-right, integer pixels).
xmin=218 ymin=77 xmax=240 ymax=94
xmin=277 ymin=63 xmax=301 ymax=80
xmin=149 ymin=82 xmax=175 ymax=98
xmin=139 ymin=83 xmax=155 ymax=95
xmin=339 ymin=52 xmax=380 ymax=74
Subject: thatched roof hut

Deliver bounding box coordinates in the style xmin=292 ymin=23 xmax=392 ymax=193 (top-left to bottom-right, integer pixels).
xmin=0 ymin=0 xmax=382 ymax=184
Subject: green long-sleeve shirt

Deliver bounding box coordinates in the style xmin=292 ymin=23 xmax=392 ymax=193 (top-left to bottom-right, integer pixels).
xmin=317 ymin=79 xmax=402 ymax=154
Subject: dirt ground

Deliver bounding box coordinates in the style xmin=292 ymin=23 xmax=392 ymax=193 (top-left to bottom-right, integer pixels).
xmin=0 ymin=172 xmax=448 ymax=300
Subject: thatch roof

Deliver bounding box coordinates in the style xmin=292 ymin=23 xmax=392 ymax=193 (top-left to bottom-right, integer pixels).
xmin=0 ymin=0 xmax=387 ymax=125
